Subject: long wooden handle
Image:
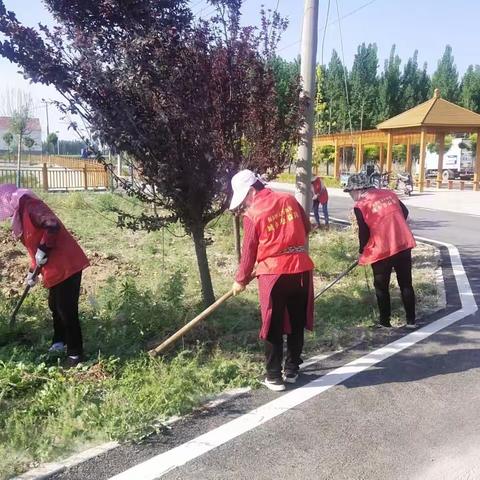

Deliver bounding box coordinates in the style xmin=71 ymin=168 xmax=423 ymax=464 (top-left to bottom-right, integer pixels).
xmin=149 ymin=289 xmax=234 ymax=356
xmin=314 ymin=261 xmax=358 ymax=301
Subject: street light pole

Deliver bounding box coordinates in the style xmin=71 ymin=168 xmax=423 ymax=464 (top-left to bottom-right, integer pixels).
xmin=295 ymin=0 xmax=319 ymax=217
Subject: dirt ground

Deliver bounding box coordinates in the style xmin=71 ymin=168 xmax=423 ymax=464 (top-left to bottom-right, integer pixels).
xmin=0 ymin=228 xmax=121 ymax=299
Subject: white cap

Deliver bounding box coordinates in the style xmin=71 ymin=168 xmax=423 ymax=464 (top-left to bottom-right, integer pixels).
xmin=229 ymin=169 xmax=258 ymax=210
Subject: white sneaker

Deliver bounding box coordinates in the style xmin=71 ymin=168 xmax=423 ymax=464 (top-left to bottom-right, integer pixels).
xmin=48 ymin=342 xmax=65 ymax=352
xmin=263 ymin=378 xmax=286 ymax=392
xmin=283 ymin=373 xmax=299 ymax=384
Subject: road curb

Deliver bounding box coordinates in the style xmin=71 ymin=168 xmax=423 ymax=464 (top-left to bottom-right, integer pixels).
xmin=11 ymin=388 xmax=251 ymax=480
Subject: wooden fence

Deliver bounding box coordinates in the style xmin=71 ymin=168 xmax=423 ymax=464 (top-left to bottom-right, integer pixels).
xmin=0 ymin=163 xmax=110 ymax=191
xmin=42 ymin=155 xmax=100 ymax=170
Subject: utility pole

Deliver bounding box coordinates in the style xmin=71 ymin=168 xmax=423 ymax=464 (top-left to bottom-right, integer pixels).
xmin=42 ymin=99 xmax=50 ymax=154
xmin=295 ymin=0 xmax=319 ymax=217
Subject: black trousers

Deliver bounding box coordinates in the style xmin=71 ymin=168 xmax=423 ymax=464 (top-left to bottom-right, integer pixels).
xmin=371 ymin=249 xmax=415 ymax=324
xmin=48 ymin=271 xmax=83 ymax=356
xmin=265 ymin=272 xmax=310 ymax=380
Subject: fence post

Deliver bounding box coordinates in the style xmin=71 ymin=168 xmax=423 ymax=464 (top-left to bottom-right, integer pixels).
xmin=83 ymin=166 xmax=88 ymax=190
xmin=42 ymin=163 xmax=49 ymax=192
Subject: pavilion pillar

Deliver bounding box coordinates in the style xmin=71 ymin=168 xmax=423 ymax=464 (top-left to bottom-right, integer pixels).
xmin=379 ymin=144 xmax=384 ymax=172
xmin=475 ymin=129 xmax=480 ymax=191
xmin=356 ymin=135 xmax=363 ymax=172
xmin=406 ymin=137 xmax=412 ymax=174
xmin=334 ymin=139 xmax=341 ymax=180
xmin=436 ymin=133 xmax=445 ymax=189
xmin=386 ymin=132 xmax=393 ymax=173
xmin=419 ymin=128 xmax=427 ymax=192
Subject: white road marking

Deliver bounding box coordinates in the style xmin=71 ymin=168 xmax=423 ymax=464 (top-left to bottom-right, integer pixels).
xmin=109 ymin=238 xmax=477 ymax=480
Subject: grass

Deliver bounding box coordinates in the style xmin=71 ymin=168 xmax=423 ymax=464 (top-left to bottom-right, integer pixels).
xmin=276 ymin=172 xmax=341 ymax=188
xmin=0 ymin=192 xmax=439 ymax=479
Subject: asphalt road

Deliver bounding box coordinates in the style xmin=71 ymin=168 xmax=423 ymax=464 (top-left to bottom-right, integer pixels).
xmin=51 ymin=195 xmax=480 ymax=480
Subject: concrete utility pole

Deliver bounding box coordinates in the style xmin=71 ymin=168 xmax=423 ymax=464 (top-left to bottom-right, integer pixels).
xmin=295 ymin=0 xmax=319 ymax=216
xmin=42 ymin=99 xmax=50 ymax=154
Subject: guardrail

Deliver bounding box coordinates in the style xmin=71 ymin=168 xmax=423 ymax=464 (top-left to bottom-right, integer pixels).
xmin=0 ymin=163 xmax=110 ymax=191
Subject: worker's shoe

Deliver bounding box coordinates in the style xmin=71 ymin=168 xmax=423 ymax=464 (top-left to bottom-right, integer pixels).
xmin=64 ymin=355 xmax=83 ymax=368
xmin=48 ymin=342 xmax=65 ymax=353
xmin=405 ymin=320 xmax=417 ymax=330
xmin=283 ymin=372 xmax=299 ymax=384
xmin=263 ymin=377 xmax=286 ymax=392
xmin=372 ymin=320 xmax=392 ymax=329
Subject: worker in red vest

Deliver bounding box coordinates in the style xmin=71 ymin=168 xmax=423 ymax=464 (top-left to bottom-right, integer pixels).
xmin=229 ymin=170 xmax=314 ymax=391
xmin=0 ymin=184 xmax=90 ymax=365
xmin=311 ymin=176 xmax=329 ymax=229
xmin=344 ymin=174 xmax=417 ymax=329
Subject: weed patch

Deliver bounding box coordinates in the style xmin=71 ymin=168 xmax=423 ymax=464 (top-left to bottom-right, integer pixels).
xmin=0 ymin=192 xmax=438 ymax=478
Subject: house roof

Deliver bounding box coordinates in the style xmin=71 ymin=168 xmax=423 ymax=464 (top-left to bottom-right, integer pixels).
xmin=0 ymin=116 xmax=42 ymax=132
xmin=377 ymin=89 xmax=480 ymax=131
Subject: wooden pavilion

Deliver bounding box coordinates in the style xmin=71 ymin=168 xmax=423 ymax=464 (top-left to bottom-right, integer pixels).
xmin=314 ymin=89 xmax=480 ymax=191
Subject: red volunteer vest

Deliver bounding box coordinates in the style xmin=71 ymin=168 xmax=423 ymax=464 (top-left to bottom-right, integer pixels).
xmin=245 ymin=189 xmax=314 ymax=275
xmin=312 ymin=177 xmax=328 ymax=205
xmin=355 ymin=189 xmax=416 ymax=265
xmin=21 ymin=198 xmax=90 ymax=288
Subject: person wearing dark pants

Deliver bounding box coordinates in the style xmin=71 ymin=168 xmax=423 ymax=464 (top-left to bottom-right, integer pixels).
xmin=311 ymin=176 xmax=329 ymax=229
xmin=344 ymin=173 xmax=417 ymax=329
xmin=48 ymin=272 xmax=83 ymax=358
xmin=228 ymin=170 xmax=314 ymax=392
xmin=371 ymin=249 xmax=415 ymax=326
xmin=0 ymin=184 xmax=90 ymax=365
xmin=265 ymin=272 xmax=309 ymax=380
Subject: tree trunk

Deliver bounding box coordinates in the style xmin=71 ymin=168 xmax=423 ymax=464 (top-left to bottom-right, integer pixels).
xmin=191 ymin=222 xmax=215 ymax=307
xmin=233 ymin=215 xmax=241 ymax=264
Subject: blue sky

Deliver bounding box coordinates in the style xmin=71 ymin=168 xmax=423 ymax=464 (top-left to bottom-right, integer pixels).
xmin=1 ymin=0 xmax=478 ymax=139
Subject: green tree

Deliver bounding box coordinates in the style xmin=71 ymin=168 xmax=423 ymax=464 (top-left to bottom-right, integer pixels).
xmin=324 ymin=50 xmax=349 ymax=133
xmin=460 ymin=65 xmax=480 ymax=113
xmin=10 ymin=105 xmax=31 ymax=186
xmin=432 ymin=45 xmax=459 ymax=102
xmin=314 ymin=64 xmax=328 ymax=134
xmin=270 ymin=56 xmax=300 ymax=120
xmin=46 ymin=132 xmax=58 ymax=155
xmin=468 ymin=133 xmax=477 ymax=155
xmin=378 ymin=45 xmax=402 ymax=121
xmin=427 ymin=134 xmax=453 ymax=154
xmin=2 ymin=131 xmax=13 ymax=161
xmin=418 ymin=62 xmax=432 ymax=103
xmin=401 ymin=51 xmax=431 ymax=110
xmin=350 ymin=43 xmax=379 ymax=130
xmin=313 ymin=144 xmax=334 ymax=175
xmin=23 ymin=136 xmax=35 ymax=160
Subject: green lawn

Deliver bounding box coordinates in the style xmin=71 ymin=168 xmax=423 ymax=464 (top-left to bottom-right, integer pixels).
xmin=0 ymin=192 xmax=439 ymax=479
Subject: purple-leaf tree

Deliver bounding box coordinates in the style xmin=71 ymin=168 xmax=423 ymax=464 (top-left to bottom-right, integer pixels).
xmin=0 ymin=0 xmax=305 ymax=306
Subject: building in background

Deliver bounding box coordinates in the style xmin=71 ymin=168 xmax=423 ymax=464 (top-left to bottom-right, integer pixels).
xmin=0 ymin=116 xmax=42 ymax=153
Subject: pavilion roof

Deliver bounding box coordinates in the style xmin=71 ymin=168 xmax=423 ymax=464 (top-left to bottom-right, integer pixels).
xmin=377 ymin=89 xmax=480 ymax=131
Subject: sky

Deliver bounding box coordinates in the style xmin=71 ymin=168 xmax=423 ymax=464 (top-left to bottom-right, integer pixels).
xmin=0 ymin=0 xmax=478 ymax=140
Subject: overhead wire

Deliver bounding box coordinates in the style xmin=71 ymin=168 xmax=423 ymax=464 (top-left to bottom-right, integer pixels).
xmin=320 ymin=0 xmax=331 ymax=68
xmin=277 ymin=0 xmax=378 ymax=54
xmin=334 ymin=0 xmax=353 ymax=137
